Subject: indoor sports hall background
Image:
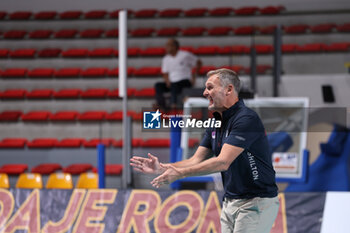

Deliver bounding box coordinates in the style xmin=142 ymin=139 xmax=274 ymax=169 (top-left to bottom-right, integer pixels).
xmin=0 ymin=0 xmax=349 ymax=232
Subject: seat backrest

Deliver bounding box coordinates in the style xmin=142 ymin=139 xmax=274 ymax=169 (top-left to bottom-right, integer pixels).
xmin=16 ymin=173 xmax=43 ymax=189
xmin=76 ymin=172 xmax=98 ymax=189
xmin=46 ymin=173 xmax=73 ymax=189
xmin=0 ymin=173 xmax=9 ymax=188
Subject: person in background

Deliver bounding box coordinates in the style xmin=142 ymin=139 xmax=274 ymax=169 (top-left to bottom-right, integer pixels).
xmin=154 ymin=38 xmax=202 ymax=110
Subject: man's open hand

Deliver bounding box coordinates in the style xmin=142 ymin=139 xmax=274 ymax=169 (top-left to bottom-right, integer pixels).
xmin=130 ymin=153 xmax=165 ymax=175
xmin=151 ymin=164 xmax=184 ymax=188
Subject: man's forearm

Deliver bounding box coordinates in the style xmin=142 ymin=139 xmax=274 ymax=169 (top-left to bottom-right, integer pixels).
xmin=180 ymin=156 xmax=228 ymax=177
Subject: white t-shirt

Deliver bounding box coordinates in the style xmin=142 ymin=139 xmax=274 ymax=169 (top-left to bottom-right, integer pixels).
xmin=161 ymin=50 xmax=198 ymax=83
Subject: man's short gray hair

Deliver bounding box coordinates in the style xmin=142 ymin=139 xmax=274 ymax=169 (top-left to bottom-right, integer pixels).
xmin=207 ymin=68 xmax=241 ymax=94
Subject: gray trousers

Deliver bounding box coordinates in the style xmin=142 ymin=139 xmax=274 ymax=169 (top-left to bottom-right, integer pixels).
xmin=220 ymin=196 xmax=280 ymax=233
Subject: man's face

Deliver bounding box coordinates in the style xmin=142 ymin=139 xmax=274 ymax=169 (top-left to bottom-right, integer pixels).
xmin=203 ymin=75 xmax=226 ymax=111
xmin=165 ymin=40 xmax=177 ymax=55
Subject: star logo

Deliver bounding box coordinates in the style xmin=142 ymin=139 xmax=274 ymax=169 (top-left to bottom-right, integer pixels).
xmin=143 ymin=110 xmax=162 ymax=129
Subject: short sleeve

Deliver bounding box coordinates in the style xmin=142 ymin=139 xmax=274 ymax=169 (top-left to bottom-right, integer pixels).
xmin=223 ymin=115 xmax=262 ymax=149
xmin=200 ymin=128 xmax=212 ymax=149
xmin=186 ymin=52 xmax=198 ymax=68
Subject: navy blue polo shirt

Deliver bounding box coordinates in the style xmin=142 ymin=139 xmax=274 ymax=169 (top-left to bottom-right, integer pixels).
xmin=200 ymin=99 xmax=278 ymax=199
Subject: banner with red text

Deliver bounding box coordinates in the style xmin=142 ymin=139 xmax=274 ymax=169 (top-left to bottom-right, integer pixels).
xmin=0 ymin=189 xmax=325 ymax=233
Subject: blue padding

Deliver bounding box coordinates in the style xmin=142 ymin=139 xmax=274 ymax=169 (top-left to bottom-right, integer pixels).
xmin=286 ymin=124 xmax=350 ymax=192
xmin=267 ymin=131 xmax=293 ymax=153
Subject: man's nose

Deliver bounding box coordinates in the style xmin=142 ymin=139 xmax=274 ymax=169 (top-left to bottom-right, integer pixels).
xmin=203 ymin=89 xmax=208 ymax=97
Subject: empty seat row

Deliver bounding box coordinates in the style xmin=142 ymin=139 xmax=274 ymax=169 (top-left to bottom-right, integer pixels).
xmin=0 ymin=65 xmax=272 ymax=79
xmin=0 ymin=6 xmax=285 ymax=21
xmin=0 ymin=88 xmax=155 ymax=99
xmin=1 ymin=23 xmax=350 ymax=39
xmin=1 ymin=42 xmax=348 ymax=60
xmin=0 ymin=170 xmax=122 ymax=189
xmin=0 ymin=138 xmax=199 ymax=148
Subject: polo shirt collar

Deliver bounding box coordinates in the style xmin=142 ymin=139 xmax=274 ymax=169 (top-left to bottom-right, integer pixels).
xmin=213 ymin=99 xmax=244 ymax=122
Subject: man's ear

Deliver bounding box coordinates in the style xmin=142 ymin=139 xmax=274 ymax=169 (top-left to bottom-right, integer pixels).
xmin=226 ymin=84 xmax=234 ymax=96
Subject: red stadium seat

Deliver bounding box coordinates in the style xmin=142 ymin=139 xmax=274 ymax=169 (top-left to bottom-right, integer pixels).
xmin=254 ymin=44 xmax=274 ymax=54
xmin=107 ymin=88 xmax=136 ymax=98
xmin=80 ymin=29 xmax=104 ymax=38
xmin=133 ymin=88 xmax=156 ymax=97
xmin=284 ymin=24 xmax=309 ymax=34
xmin=63 ymin=164 xmax=93 ymax=175
xmin=84 ymin=10 xmax=107 ymax=19
xmin=10 ymin=49 xmax=36 ymax=58
xmin=180 ymin=47 xmax=195 ymax=53
xmin=3 ymin=30 xmax=27 ymax=39
xmin=27 ymin=138 xmax=59 ymax=148
xmin=310 ymin=23 xmax=336 ymax=33
xmin=134 ymin=9 xmax=158 ymax=18
xmin=0 ymin=111 xmax=22 ymax=121
xmin=134 ymin=67 xmax=161 ymax=76
xmin=188 ymin=138 xmax=200 ymax=147
xmin=194 ymin=46 xmax=219 ymax=55
xmin=78 ymin=111 xmax=108 ymax=121
xmin=55 ymin=139 xmax=85 ymax=148
xmin=336 ymin=23 xmax=350 ymax=33
xmin=184 ymin=8 xmax=208 ymax=17
xmin=296 ymin=43 xmax=327 ymax=53
xmin=282 ymin=44 xmax=299 ymax=53
xmin=9 ymin=11 xmax=32 ymax=20
xmin=0 ymin=138 xmax=27 ymax=148
xmin=54 ymin=29 xmax=78 ymax=38
xmin=54 ymin=68 xmax=81 ymax=78
xmin=127 ymin=47 xmax=141 ymax=56
xmin=220 ymin=65 xmax=246 ymax=74
xmin=199 ymin=66 xmax=217 ymax=75
xmin=105 ymin=29 xmax=119 ymax=38
xmin=0 ymin=164 xmax=28 ymax=175
xmin=93 ymin=164 xmax=123 ymax=175
xmin=208 ymin=27 xmax=232 ymax=36
xmin=28 ymin=68 xmax=55 ymax=78
xmin=209 ymin=7 xmax=233 ymax=16
xmin=81 ymin=89 xmax=109 ymax=98
xmin=217 ymin=46 xmax=232 ymax=54
xmin=109 ymin=9 xmax=134 ymax=18
xmin=89 ymin=48 xmax=115 ymax=57
xmin=259 ymin=6 xmax=284 ymax=15
xmin=131 ymin=28 xmax=154 ymax=37
xmin=113 ymin=138 xmax=143 ymax=147
xmin=231 ymin=45 xmax=250 ymax=54
xmin=0 ymin=49 xmax=9 ymax=58
xmin=182 ymin=27 xmax=207 ymax=36
xmin=31 ymin=163 xmax=62 ymax=174
xmin=81 ymin=67 xmax=108 ymax=77
xmin=84 ymin=138 xmax=115 ymax=147
xmin=106 ymin=110 xmax=137 ymax=121
xmin=246 ymin=65 xmax=273 ymax=74
xmin=2 ymin=68 xmax=28 ymax=78
xmin=21 ymin=111 xmax=52 ymax=121
xmin=325 ymin=42 xmax=350 ymax=52
xmin=29 ymin=30 xmax=53 ymax=39
xmin=108 ymin=67 xmax=135 ymax=77
xmin=140 ymin=47 xmax=166 ymax=56
xmin=34 ymin=11 xmax=57 ymax=20
xmin=234 ymin=7 xmax=259 ymax=15
xmin=157 ymin=27 xmax=181 ymax=36
xmin=27 ymin=89 xmax=54 ymax=99
xmin=1 ymin=89 xmax=27 ymax=99
xmin=59 ymin=11 xmax=82 ymax=19
xmin=62 ymin=48 xmax=89 ymax=58
xmin=53 ymin=89 xmax=82 ymax=99
xmin=234 ymin=26 xmax=255 ymax=35
xmin=159 ymin=9 xmax=182 ymax=18
xmin=0 ymin=12 xmax=7 ymax=20
xmin=141 ymin=138 xmax=170 ymax=147
xmin=259 ymin=25 xmax=277 ymax=34
xmin=50 ymin=111 xmax=80 ymax=121
xmin=38 ymin=48 xmax=62 ymax=57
